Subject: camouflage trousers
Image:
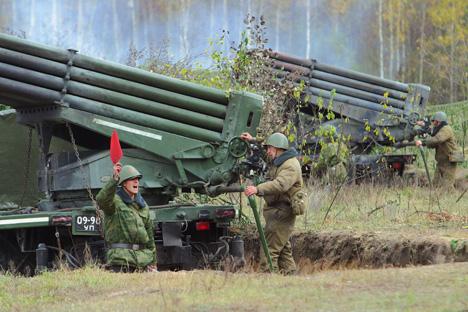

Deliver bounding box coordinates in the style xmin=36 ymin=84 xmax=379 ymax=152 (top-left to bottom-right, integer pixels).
xmin=259 ymin=206 xmax=296 ymax=274
xmin=434 ymin=161 xmax=457 ymax=189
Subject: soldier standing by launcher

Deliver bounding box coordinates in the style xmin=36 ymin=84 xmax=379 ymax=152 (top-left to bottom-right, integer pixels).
xmin=240 ymin=132 xmax=304 ymax=274
xmin=415 ymin=111 xmax=463 ymax=189
xmin=96 ymin=163 xmax=157 ymax=272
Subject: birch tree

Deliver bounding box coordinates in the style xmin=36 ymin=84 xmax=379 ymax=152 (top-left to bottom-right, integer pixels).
xmin=51 ymin=0 xmax=59 ymax=44
xmin=112 ymin=0 xmax=120 ymax=56
xmin=378 ymin=0 xmax=384 ymax=78
xmin=274 ymin=1 xmax=280 ymax=51
xmin=210 ymin=0 xmax=215 ymax=40
xmin=427 ymin=0 xmax=467 ymax=103
xmin=395 ymin=0 xmax=401 ymax=78
xmin=389 ymin=1 xmax=394 ymax=79
xmin=129 ymin=0 xmax=138 ymax=48
xmin=28 ymin=0 xmax=36 ymax=38
xmin=306 ymin=0 xmax=311 ymax=58
xmin=418 ymin=1 xmax=426 ymax=84
xmin=76 ymin=0 xmax=84 ymax=49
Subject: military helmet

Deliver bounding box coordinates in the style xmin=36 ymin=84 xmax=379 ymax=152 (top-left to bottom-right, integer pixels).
xmin=119 ymin=165 xmax=142 ymax=185
xmin=431 ymin=111 xmax=447 ymax=123
xmin=264 ymin=132 xmax=289 ymax=150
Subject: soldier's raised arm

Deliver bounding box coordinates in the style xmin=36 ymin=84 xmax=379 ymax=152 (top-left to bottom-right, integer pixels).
xmin=96 ymin=162 xmax=121 ymax=214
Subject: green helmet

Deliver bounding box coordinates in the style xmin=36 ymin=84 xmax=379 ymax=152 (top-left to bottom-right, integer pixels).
xmin=431 ymin=111 xmax=447 ymax=123
xmin=119 ymin=165 xmax=142 ymax=185
xmin=264 ymin=132 xmax=289 ymax=150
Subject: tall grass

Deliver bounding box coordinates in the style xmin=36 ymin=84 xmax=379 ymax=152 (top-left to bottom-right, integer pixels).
xmin=236 ymin=181 xmax=467 ymax=238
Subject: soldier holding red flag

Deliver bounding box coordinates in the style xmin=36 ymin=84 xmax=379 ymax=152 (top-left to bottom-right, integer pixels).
xmin=96 ymin=130 xmax=157 ymax=272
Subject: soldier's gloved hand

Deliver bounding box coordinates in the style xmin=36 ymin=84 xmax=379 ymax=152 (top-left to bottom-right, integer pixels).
xmin=240 ymin=132 xmax=254 ymax=142
xmin=113 ymin=162 xmax=122 ymax=181
xmin=415 ymin=140 xmax=423 ymax=147
xmin=244 ymin=185 xmax=258 ymax=197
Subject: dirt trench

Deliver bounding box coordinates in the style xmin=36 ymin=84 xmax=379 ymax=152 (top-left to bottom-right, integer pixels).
xmin=240 ymin=229 xmax=468 ymax=272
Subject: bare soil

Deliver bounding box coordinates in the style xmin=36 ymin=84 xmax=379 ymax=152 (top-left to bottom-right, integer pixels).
xmin=240 ymin=228 xmax=468 ymax=272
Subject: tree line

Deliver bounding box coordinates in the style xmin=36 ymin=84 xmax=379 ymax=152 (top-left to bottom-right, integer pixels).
xmin=0 ymin=0 xmax=466 ymax=104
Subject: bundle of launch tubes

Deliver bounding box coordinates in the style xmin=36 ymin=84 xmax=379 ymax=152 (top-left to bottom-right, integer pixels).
xmin=0 ymin=33 xmax=234 ymax=142
xmin=264 ymin=50 xmax=429 ymax=123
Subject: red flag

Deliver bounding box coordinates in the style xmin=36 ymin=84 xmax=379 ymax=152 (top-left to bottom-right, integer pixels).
xmin=110 ymin=130 xmax=123 ymax=164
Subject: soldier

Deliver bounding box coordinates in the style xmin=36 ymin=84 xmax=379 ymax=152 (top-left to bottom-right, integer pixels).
xmin=96 ymin=162 xmax=157 ymax=272
xmin=240 ymin=132 xmax=303 ymax=274
xmin=415 ymin=111 xmax=462 ymax=189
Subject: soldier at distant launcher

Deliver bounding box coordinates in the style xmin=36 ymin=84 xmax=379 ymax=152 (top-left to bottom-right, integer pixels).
xmin=415 ymin=111 xmax=463 ymax=189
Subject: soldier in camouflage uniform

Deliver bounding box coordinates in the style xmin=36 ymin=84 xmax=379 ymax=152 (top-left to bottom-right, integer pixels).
xmin=96 ymin=163 xmax=156 ymax=272
xmin=415 ymin=111 xmax=462 ymax=189
xmin=241 ymin=132 xmax=303 ymax=274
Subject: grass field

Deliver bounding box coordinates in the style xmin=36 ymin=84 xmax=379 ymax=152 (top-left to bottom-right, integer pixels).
xmin=0 ymin=102 xmax=466 ymax=311
xmin=232 ymin=182 xmax=468 ymax=241
xmin=0 ymin=263 xmax=466 ymax=312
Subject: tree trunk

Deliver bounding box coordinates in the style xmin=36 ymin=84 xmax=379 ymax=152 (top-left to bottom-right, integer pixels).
xmin=130 ymin=0 xmax=138 ymax=48
xmin=148 ymin=2 xmax=156 ymax=47
xmin=223 ymin=0 xmax=228 ymax=31
xmin=112 ymin=0 xmax=120 ymax=57
xmin=28 ymin=0 xmax=36 ymax=39
xmin=389 ymin=2 xmax=394 ymax=79
xmin=210 ymin=0 xmax=215 ymax=39
xmin=396 ymin=0 xmax=401 ymax=78
xmin=51 ymin=0 xmax=59 ymax=44
xmin=184 ymin=0 xmax=191 ymax=57
xmin=418 ymin=2 xmax=426 ymax=84
xmin=166 ymin=1 xmax=172 ymax=57
xmin=165 ymin=1 xmax=171 ymax=40
xmin=258 ymin=0 xmax=264 ymax=15
xmin=76 ymin=0 xmax=83 ymax=49
xmin=238 ymin=0 xmax=243 ymax=43
xmin=401 ymin=17 xmax=406 ymax=82
xmin=11 ymin=0 xmax=16 ymax=29
xmin=223 ymin=0 xmax=228 ymax=52
xmin=247 ymin=0 xmax=252 ymax=48
xmin=179 ymin=0 xmax=186 ymax=57
xmin=306 ymin=0 xmax=311 ymax=58
xmin=275 ymin=2 xmax=280 ymax=51
xmin=378 ymin=0 xmax=384 ymax=78
xmin=449 ymin=18 xmax=455 ymax=103
xmin=142 ymin=2 xmax=149 ymax=48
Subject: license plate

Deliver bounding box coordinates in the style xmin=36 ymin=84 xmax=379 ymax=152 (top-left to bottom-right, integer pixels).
xmin=73 ymin=214 xmax=101 ymax=234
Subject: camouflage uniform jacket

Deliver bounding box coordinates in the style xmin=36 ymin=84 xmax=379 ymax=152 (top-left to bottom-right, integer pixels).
xmin=96 ymin=179 xmax=156 ymax=269
xmin=423 ymin=125 xmax=459 ymax=163
xmin=257 ymin=149 xmax=303 ymax=212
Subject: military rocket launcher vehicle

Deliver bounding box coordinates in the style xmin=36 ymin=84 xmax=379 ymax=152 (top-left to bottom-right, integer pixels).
xmin=265 ymin=50 xmax=431 ymax=178
xmin=0 ymin=33 xmax=262 ymax=273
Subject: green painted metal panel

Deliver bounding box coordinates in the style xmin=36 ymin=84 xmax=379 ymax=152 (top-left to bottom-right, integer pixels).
xmin=150 ymin=204 xmax=237 ymax=223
